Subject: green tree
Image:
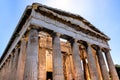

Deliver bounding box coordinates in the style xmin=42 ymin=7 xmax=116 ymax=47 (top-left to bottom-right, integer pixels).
xmin=115 ymin=64 xmax=120 ymax=79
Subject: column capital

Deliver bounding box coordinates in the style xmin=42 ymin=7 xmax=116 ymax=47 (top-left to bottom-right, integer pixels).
xmin=74 ymin=39 xmax=78 ymax=42
xmin=102 ymin=48 xmax=111 ymax=53
xmin=56 ymin=32 xmax=61 ymax=37
xmin=29 ymin=24 xmax=40 ymax=30
xmin=86 ymin=42 xmax=92 ymax=48
xmin=20 ymin=37 xmax=27 ymax=41
xmin=51 ymin=32 xmax=61 ymax=38
xmin=95 ymin=46 xmax=103 ymax=52
xmin=91 ymin=45 xmax=99 ymax=51
xmin=69 ymin=38 xmax=79 ymax=44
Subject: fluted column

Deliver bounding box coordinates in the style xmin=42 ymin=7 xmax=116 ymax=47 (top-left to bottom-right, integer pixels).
xmin=3 ymin=63 xmax=6 ymax=80
xmin=9 ymin=54 xmax=14 ymax=80
xmin=6 ymin=57 xmax=10 ymax=80
xmin=11 ymin=48 xmax=19 ymax=80
xmin=104 ymin=49 xmax=119 ymax=80
xmin=52 ymin=33 xmax=64 ymax=80
xmin=0 ymin=70 xmax=1 ymax=79
xmin=3 ymin=64 xmax=6 ymax=80
xmin=6 ymin=58 xmax=11 ymax=80
xmin=4 ymin=61 xmax=9 ymax=80
xmin=23 ymin=29 xmax=38 ymax=80
xmin=70 ymin=39 xmax=85 ymax=80
xmin=86 ymin=44 xmax=99 ymax=80
xmin=16 ymin=38 xmax=27 ymax=80
xmin=96 ymin=48 xmax=109 ymax=80
xmin=0 ymin=66 xmax=4 ymax=80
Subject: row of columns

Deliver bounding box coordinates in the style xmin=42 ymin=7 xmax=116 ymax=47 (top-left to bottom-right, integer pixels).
xmin=0 ymin=28 xmax=119 ymax=80
xmin=24 ymin=29 xmax=119 ymax=80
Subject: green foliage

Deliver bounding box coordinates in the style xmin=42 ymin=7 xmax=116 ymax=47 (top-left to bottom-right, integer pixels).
xmin=115 ymin=64 xmax=120 ymax=79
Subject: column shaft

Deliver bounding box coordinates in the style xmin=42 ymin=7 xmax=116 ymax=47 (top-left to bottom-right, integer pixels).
xmin=0 ymin=66 xmax=4 ymax=80
xmin=105 ymin=50 xmax=119 ymax=80
xmin=5 ymin=61 xmax=9 ymax=80
xmin=9 ymin=54 xmax=14 ymax=80
xmin=3 ymin=63 xmax=6 ymax=80
xmin=52 ymin=33 xmax=64 ymax=80
xmin=6 ymin=57 xmax=11 ymax=80
xmin=23 ymin=29 xmax=38 ymax=80
xmin=0 ymin=69 xmax=1 ymax=80
xmin=71 ymin=40 xmax=85 ymax=80
xmin=16 ymin=39 xmax=27 ymax=80
xmin=86 ymin=44 xmax=99 ymax=80
xmin=11 ymin=48 xmax=19 ymax=80
xmin=97 ymin=49 xmax=109 ymax=80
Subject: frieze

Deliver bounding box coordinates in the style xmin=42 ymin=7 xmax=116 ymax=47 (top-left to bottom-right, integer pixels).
xmin=31 ymin=15 xmax=109 ymax=49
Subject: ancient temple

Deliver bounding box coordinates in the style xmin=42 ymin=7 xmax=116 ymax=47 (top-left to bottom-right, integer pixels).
xmin=0 ymin=3 xmax=119 ymax=80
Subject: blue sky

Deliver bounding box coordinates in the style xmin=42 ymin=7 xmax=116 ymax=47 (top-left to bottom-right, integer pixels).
xmin=0 ymin=0 xmax=120 ymax=64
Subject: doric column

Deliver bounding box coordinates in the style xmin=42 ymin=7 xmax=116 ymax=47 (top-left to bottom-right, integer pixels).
xmin=0 ymin=69 xmax=2 ymax=80
xmin=0 ymin=69 xmax=1 ymax=80
xmin=104 ymin=49 xmax=119 ymax=80
xmin=23 ymin=29 xmax=38 ymax=80
xmin=86 ymin=44 xmax=99 ymax=80
xmin=3 ymin=63 xmax=6 ymax=80
xmin=52 ymin=33 xmax=64 ymax=80
xmin=3 ymin=64 xmax=6 ymax=80
xmin=70 ymin=39 xmax=85 ymax=80
xmin=6 ymin=58 xmax=11 ymax=80
xmin=11 ymin=48 xmax=19 ymax=80
xmin=96 ymin=48 xmax=110 ymax=80
xmin=4 ymin=61 xmax=9 ymax=80
xmin=0 ymin=66 xmax=4 ymax=80
xmin=9 ymin=54 xmax=14 ymax=80
xmin=16 ymin=38 xmax=27 ymax=80
xmin=6 ymin=57 xmax=10 ymax=80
